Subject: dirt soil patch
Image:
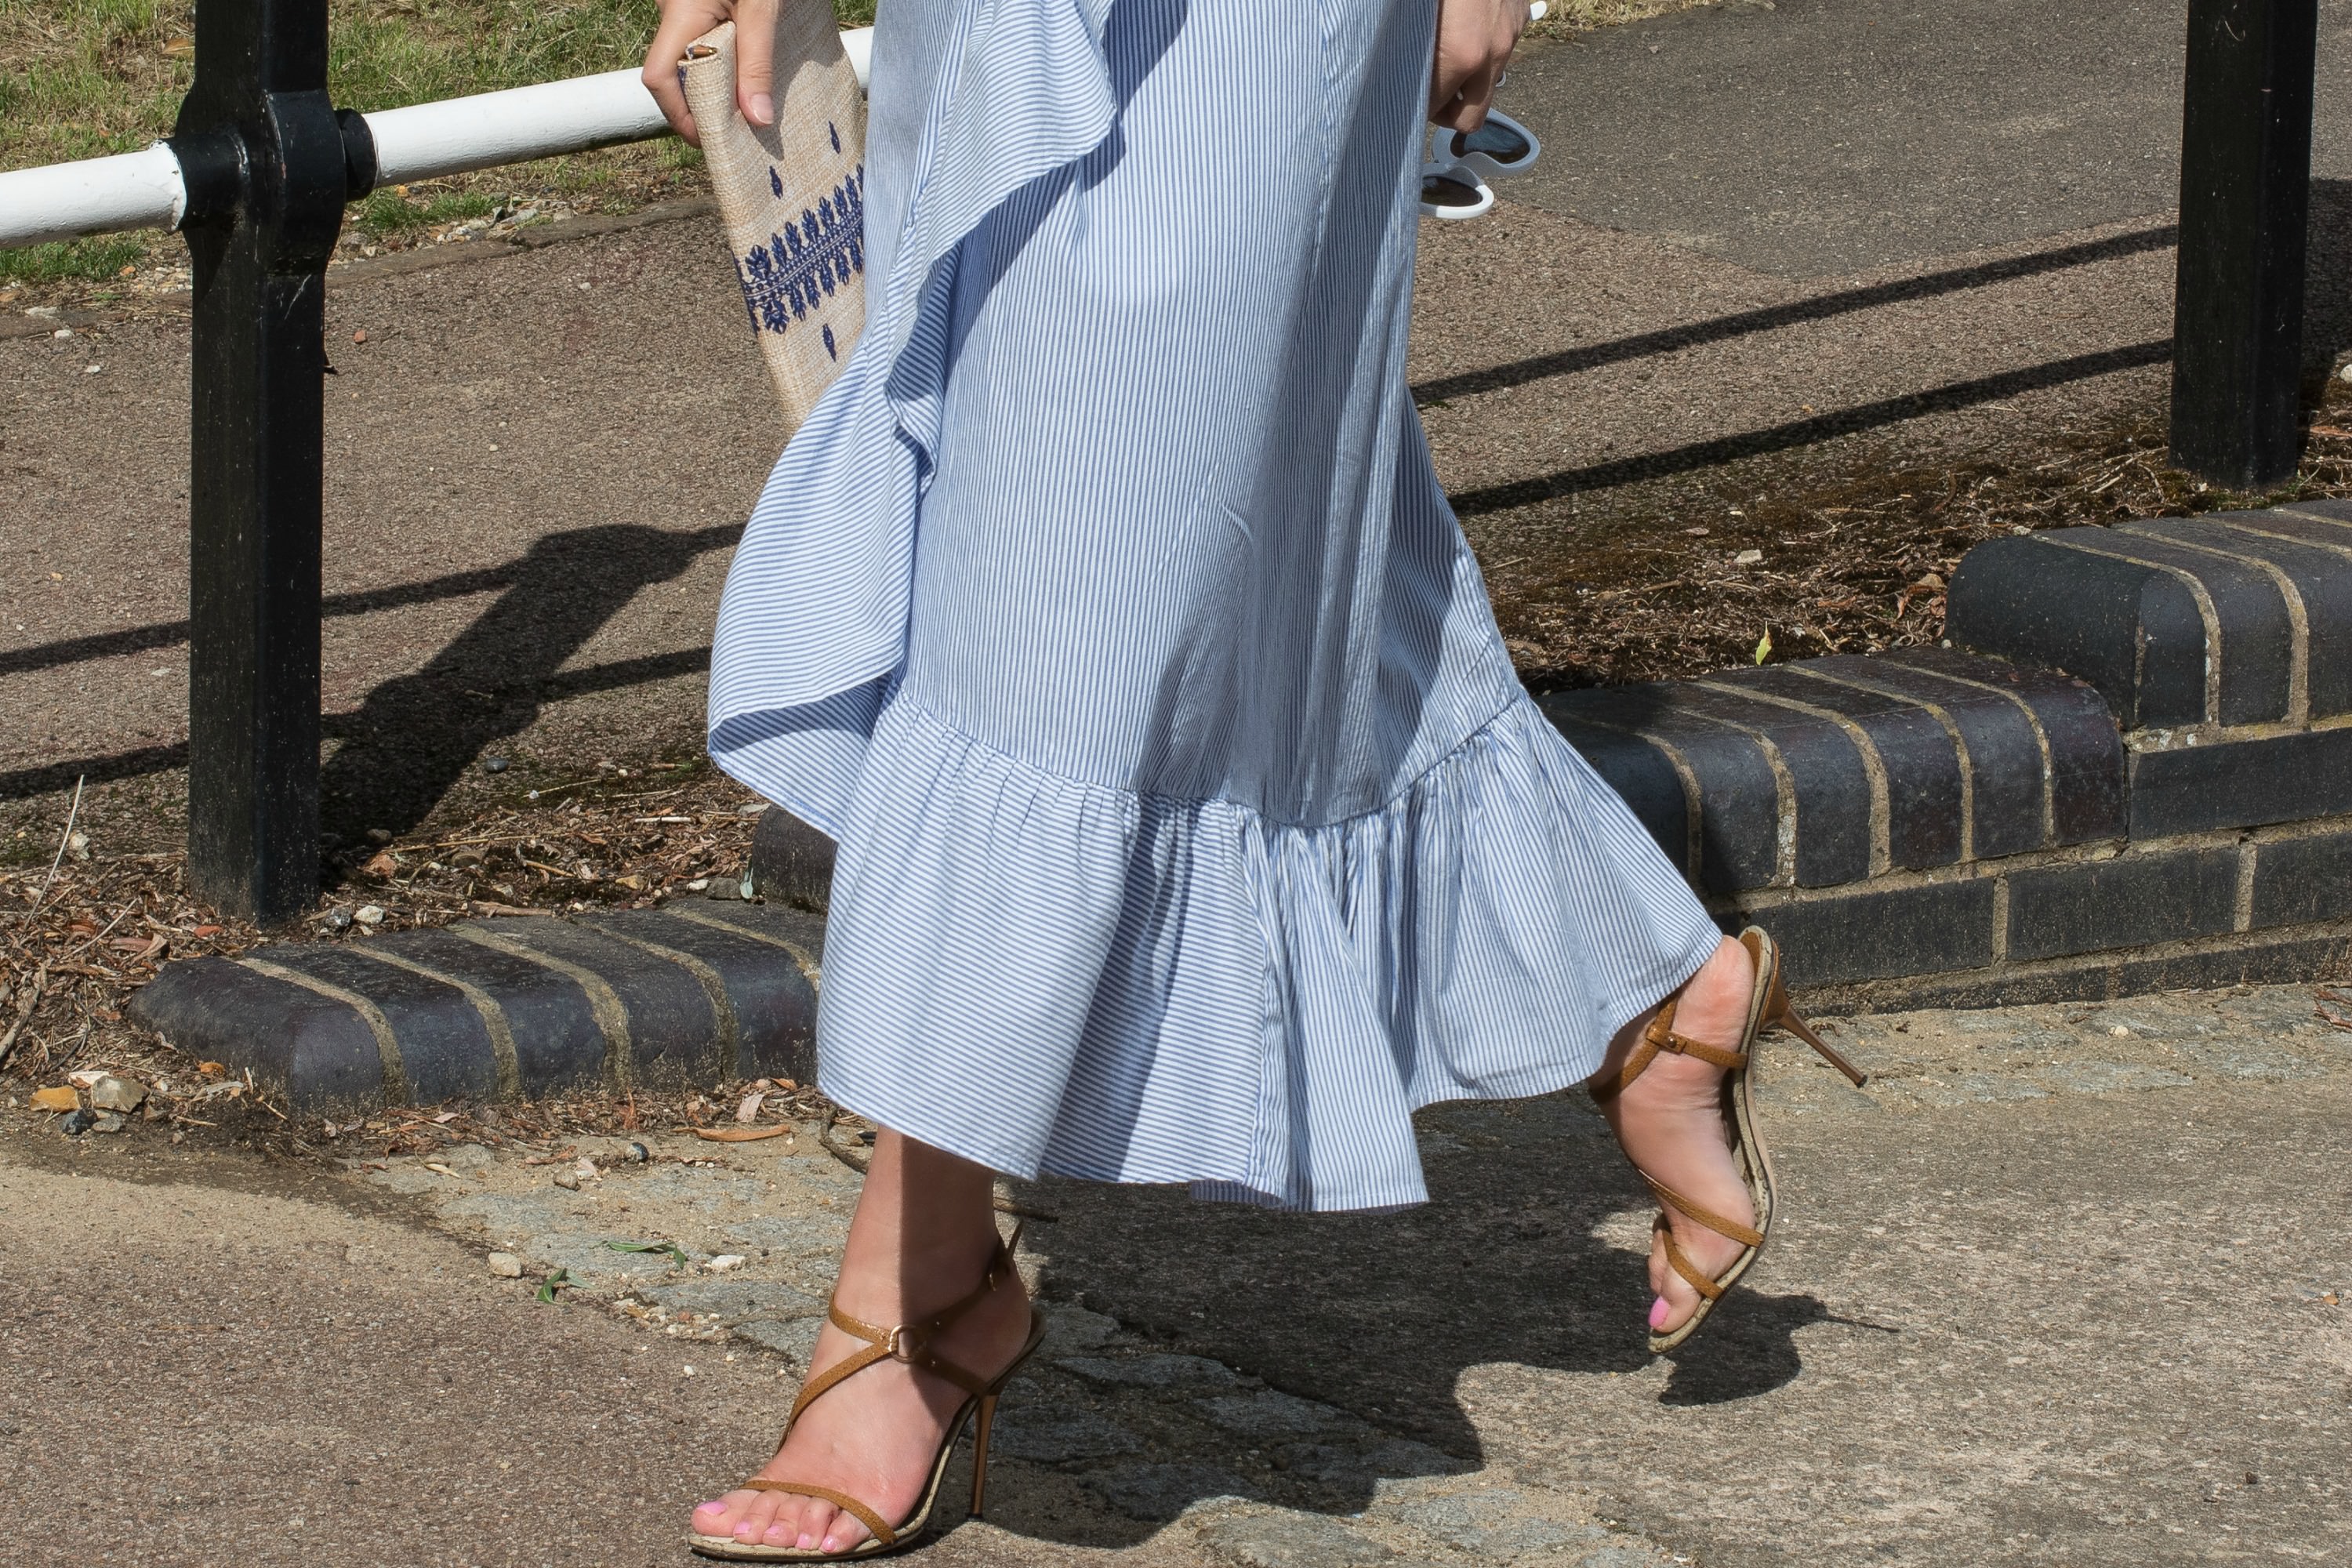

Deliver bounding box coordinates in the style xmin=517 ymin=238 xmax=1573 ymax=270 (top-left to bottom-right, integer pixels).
xmin=1483 ymin=386 xmax=2352 ymax=692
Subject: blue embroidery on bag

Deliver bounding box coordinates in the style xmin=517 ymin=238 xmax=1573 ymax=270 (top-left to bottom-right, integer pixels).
xmin=822 ymin=323 xmax=837 ymax=360
xmin=733 ymin=166 xmax=866 ymax=339
xmin=769 ymin=166 xmax=783 ymax=198
xmin=829 ymin=121 xmax=841 ymax=155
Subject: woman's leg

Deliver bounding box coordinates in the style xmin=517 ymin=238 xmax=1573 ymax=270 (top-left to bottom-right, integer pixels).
xmin=1592 ymin=935 xmax=1759 ymax=1337
xmin=689 ymin=1130 xmax=1036 ymax=1553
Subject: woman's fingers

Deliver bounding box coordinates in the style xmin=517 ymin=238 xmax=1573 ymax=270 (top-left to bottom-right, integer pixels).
xmin=1432 ymin=58 xmax=1504 ymax=132
xmin=735 ymin=0 xmax=781 ymax=128
xmin=1428 ymin=0 xmax=1528 ymax=127
xmin=642 ymin=0 xmax=734 ymax=147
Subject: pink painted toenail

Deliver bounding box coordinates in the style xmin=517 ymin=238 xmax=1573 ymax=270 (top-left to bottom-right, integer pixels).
xmin=1649 ymin=1296 xmax=1672 ymax=1329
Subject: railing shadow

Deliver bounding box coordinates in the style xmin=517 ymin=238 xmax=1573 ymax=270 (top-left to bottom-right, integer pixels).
xmin=0 ymin=521 xmax=742 ymax=811
xmin=314 ymin=521 xmax=736 ymax=844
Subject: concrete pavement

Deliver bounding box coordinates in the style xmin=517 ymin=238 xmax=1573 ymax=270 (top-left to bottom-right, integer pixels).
xmin=1507 ymin=0 xmax=2352 ymax=279
xmin=9 ymin=979 xmax=2351 ymax=1565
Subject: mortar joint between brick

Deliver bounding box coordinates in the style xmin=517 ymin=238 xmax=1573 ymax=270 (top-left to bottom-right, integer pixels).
xmin=666 ymin=906 xmax=826 ymax=996
xmin=2235 ymin=840 xmax=2259 ymax=934
xmin=2125 ymin=528 xmax=2312 ymax=724
xmin=1789 ymin=666 xmax=1978 ymax=863
xmin=241 ymin=957 xmax=412 ymax=1106
xmin=1549 ymin=713 xmax=1708 ymax=879
xmin=1873 ymin=658 xmax=2061 ymax=845
xmin=2037 ymin=533 xmax=2226 ymax=724
xmin=340 ymin=944 xmax=524 ymax=1101
xmin=583 ymin=922 xmax=742 ymax=1081
xmin=1667 ymin=708 xmax=1798 ymax=886
xmin=2205 ymin=517 xmax=2352 ymax=567
xmin=451 ymin=926 xmax=635 ymax=1094
xmin=1695 ymin=680 xmax=1893 ymax=877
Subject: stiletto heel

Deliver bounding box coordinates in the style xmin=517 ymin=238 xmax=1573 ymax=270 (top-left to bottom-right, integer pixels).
xmin=1589 ymin=927 xmax=1868 ymax=1353
xmin=968 ymin=1393 xmax=1000 ymax=1517
xmin=1762 ymin=978 xmax=1869 ymax=1087
xmin=686 ymin=1225 xmax=1046 ymax=1560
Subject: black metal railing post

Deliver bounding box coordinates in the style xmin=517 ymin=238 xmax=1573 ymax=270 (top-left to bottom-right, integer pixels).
xmin=170 ymin=0 xmax=374 ymax=924
xmin=2170 ymin=0 xmax=2320 ymax=490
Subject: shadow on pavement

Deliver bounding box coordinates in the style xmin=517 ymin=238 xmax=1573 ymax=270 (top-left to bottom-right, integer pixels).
xmin=317 ymin=521 xmax=735 ymax=844
xmin=1003 ymin=1091 xmax=1831 ymax=1544
xmin=0 ymin=521 xmax=742 ymax=815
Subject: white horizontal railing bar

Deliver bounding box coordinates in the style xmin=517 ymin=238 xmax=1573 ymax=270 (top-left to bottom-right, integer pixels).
xmin=366 ymin=67 xmax=670 ymax=187
xmin=0 ymin=27 xmax=873 ymax=251
xmin=0 ymin=144 xmax=187 ymax=249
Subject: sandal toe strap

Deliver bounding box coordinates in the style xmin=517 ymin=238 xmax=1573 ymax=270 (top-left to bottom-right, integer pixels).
xmin=1653 ymin=1217 xmax=1728 ymax=1301
xmin=739 ymin=1480 xmax=895 ymax=1548
xmin=1642 ymin=1171 xmax=1764 ymax=1248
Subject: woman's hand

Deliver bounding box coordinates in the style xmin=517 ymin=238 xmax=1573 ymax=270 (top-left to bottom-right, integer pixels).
xmin=643 ymin=0 xmax=779 ymax=146
xmin=1429 ymin=0 xmax=1529 ymax=132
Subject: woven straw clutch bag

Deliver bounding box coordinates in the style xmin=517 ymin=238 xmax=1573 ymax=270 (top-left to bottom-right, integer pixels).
xmin=680 ymin=4 xmax=868 ymax=435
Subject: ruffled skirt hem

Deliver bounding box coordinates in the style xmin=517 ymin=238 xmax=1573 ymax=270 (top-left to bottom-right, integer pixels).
xmin=716 ymin=691 xmax=1722 ymax=1213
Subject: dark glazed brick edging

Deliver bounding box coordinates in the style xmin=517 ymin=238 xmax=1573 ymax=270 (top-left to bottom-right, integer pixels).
xmin=124 ymin=504 xmax=2352 ymax=1101
xmin=128 ymin=903 xmax=823 ymax=1112
xmin=2127 ymin=724 xmax=2352 ymax=837
xmin=1541 ymin=648 xmax=2123 ymax=895
xmin=1949 ymin=505 xmax=2352 ymax=728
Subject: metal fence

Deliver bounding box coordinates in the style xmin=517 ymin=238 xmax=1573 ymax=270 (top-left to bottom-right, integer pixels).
xmin=0 ymin=0 xmax=2321 ymax=925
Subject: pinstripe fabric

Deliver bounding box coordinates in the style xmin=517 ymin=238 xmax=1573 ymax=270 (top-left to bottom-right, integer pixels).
xmin=707 ymin=0 xmax=1724 ymax=1211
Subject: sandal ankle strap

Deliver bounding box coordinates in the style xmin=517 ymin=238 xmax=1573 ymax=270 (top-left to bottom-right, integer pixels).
xmin=784 ymin=1229 xmax=1028 ymax=1432
xmin=1587 ymin=999 xmax=1751 ymax=1103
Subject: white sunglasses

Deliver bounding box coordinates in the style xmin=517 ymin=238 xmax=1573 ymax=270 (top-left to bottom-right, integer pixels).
xmin=1420 ymin=5 xmax=1545 ymax=220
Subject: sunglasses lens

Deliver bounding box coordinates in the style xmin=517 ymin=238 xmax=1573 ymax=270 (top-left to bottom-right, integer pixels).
xmin=1455 ymin=122 xmax=1531 ymax=163
xmin=1421 ymin=174 xmax=1484 ymax=209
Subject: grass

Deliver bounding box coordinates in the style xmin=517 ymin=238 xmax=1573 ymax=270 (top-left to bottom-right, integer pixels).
xmin=0 ymin=0 xmax=1705 ymax=289
xmin=0 ymin=232 xmax=144 ymax=285
xmin=0 ymin=1 xmax=871 ymax=281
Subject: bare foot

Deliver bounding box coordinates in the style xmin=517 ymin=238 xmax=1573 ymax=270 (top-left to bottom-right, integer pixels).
xmin=688 ymin=1131 xmax=1036 ymax=1555
xmin=1595 ymin=936 xmax=1759 ymax=1338
xmin=690 ymin=1240 xmax=1035 ymax=1553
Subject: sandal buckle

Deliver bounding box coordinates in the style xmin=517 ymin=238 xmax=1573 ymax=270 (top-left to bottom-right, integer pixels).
xmin=884 ymin=1323 xmax=925 ymax=1362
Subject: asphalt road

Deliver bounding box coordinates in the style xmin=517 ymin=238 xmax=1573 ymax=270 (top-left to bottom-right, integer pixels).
xmin=1508 ymin=0 xmax=2352 ymax=278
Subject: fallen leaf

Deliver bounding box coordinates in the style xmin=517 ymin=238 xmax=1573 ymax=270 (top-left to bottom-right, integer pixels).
xmin=197 ymin=1061 xmax=226 ymax=1076
xmin=735 ymin=1091 xmax=764 ymax=1123
xmin=31 ymin=1086 xmax=79 ymax=1112
xmin=694 ymin=1124 xmax=797 ymax=1144
xmin=535 ymin=1268 xmax=570 ymax=1304
xmin=423 ymin=1161 xmax=462 ymax=1178
xmin=1753 ymin=630 xmax=1773 ymax=665
xmin=362 ymin=851 xmax=399 ymax=878
xmin=605 ymin=1240 xmax=689 ymax=1269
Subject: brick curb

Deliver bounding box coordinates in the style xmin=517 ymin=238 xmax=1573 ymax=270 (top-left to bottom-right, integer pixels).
xmin=126 ymin=502 xmax=2352 ymax=1105
xmin=126 ymin=901 xmax=821 ymax=1112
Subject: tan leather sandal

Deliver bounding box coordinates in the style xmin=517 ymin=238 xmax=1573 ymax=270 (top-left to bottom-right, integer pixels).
xmin=1590 ymin=927 xmax=1867 ymax=1353
xmin=685 ymin=1227 xmax=1047 ymax=1561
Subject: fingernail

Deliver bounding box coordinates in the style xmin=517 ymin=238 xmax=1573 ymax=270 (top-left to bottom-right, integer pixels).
xmin=1648 ymin=1296 xmax=1672 ymax=1329
xmin=750 ymin=93 xmax=774 ymax=125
